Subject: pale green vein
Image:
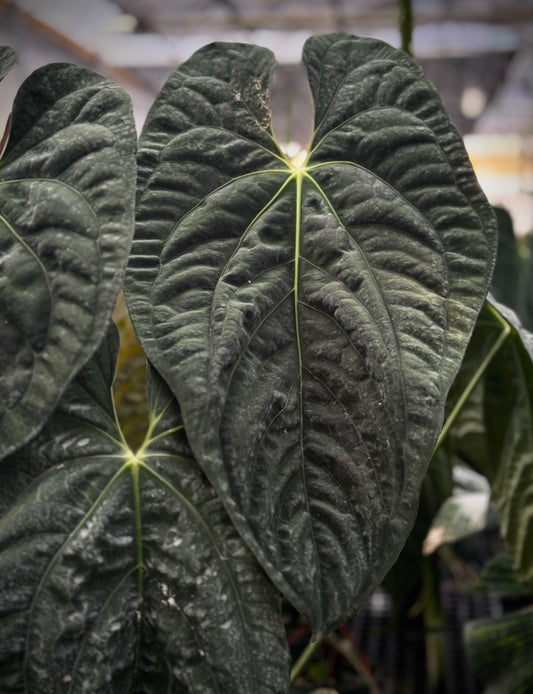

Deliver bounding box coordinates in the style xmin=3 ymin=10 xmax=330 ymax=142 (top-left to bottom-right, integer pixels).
xmin=304 ymin=169 xmax=409 ymax=445
xmin=304 ymin=160 xmax=445 ymax=255
xmin=208 ymin=171 xmax=294 ymax=356
xmin=135 ymin=398 xmax=174 ymax=458
xmin=0 ymin=211 xmax=52 ymax=303
xmin=293 ymin=168 xmax=323 ymax=626
xmin=0 ymin=176 xmax=101 ymax=233
xmin=126 ymin=457 xmax=145 ymax=686
xmin=159 ymin=167 xmax=291 ymax=261
xmin=431 ymin=301 xmax=511 ymax=462
xmin=129 ymin=462 xmax=144 ymax=599
xmin=215 ymin=170 xmax=293 ymax=268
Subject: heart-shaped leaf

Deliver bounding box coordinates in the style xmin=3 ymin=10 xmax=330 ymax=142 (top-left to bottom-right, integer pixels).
xmin=125 ymin=34 xmax=497 ymax=636
xmin=0 ymin=62 xmax=136 ymax=460
xmin=0 ymin=326 xmax=290 ymax=693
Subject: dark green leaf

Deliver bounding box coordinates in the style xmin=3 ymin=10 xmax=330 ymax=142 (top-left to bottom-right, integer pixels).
xmin=520 ymin=233 xmax=533 ymax=332
xmin=447 ymin=298 xmax=533 ymax=592
xmin=125 ymin=34 xmax=496 ymax=636
xmin=477 ymin=300 xmax=533 ymax=591
xmin=0 ymin=328 xmax=290 ymax=693
xmin=477 ymin=554 xmax=531 ymax=599
xmin=0 ymin=63 xmax=136 ymax=460
xmin=465 ymin=606 xmax=533 ymax=694
xmin=491 ymin=206 xmax=521 ymax=312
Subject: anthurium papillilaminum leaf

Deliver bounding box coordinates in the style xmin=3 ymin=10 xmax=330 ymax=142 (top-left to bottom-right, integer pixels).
xmin=447 ymin=298 xmax=533 ymax=593
xmin=0 ymin=61 xmax=136 ymax=460
xmin=0 ymin=327 xmax=290 ymax=693
xmin=125 ymin=34 xmax=497 ymax=636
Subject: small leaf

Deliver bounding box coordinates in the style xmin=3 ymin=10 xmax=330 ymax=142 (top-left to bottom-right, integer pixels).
xmin=0 ymin=46 xmax=16 ymax=83
xmin=0 ymin=62 xmax=136 ymax=460
xmin=126 ymin=34 xmax=496 ymax=636
xmin=0 ymin=326 xmax=290 ymax=693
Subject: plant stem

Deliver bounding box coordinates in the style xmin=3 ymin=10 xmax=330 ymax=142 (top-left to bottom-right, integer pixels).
xmin=422 ymin=557 xmax=446 ymax=694
xmin=290 ymin=639 xmax=321 ymax=682
xmin=290 ymin=632 xmax=381 ymax=693
xmin=397 ymin=0 xmax=413 ymax=56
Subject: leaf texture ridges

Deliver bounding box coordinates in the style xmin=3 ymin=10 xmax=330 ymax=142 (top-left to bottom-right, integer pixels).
xmin=125 ymin=34 xmax=497 ymax=635
xmin=0 ymin=63 xmax=136 ymax=460
xmin=0 ymin=329 xmax=290 ymax=693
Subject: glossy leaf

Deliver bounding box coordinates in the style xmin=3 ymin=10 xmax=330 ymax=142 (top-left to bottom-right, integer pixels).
xmin=125 ymin=34 xmax=497 ymax=636
xmin=0 ymin=327 xmax=290 ymax=693
xmin=0 ymin=62 xmax=136 ymax=460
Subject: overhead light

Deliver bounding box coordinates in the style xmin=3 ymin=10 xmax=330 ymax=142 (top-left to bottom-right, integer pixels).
xmin=460 ymin=86 xmax=487 ymax=119
xmin=105 ymin=13 xmax=138 ymax=34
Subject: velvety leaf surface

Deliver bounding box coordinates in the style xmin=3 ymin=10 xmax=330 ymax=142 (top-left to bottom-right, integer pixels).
xmin=0 ymin=327 xmax=290 ymax=693
xmin=0 ymin=62 xmax=136 ymax=460
xmin=125 ymin=34 xmax=496 ymax=635
xmin=447 ymin=298 xmax=533 ymax=592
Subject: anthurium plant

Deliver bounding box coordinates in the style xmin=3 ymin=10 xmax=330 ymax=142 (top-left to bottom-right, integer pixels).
xmin=0 ymin=33 xmax=500 ymax=692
